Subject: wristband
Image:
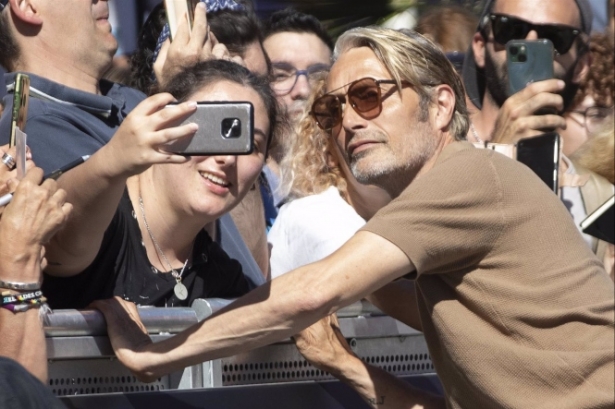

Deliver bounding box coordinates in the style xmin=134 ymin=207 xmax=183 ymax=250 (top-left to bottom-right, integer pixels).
xmin=1 ymin=290 xmax=44 ymax=306
xmin=0 ymin=278 xmax=41 ymax=291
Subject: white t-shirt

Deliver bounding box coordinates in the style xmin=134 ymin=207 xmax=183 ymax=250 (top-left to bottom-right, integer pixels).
xmin=268 ymin=187 xmax=365 ymax=279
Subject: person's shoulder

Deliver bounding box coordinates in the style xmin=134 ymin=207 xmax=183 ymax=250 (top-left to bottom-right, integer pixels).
xmin=102 ymin=80 xmax=146 ymax=106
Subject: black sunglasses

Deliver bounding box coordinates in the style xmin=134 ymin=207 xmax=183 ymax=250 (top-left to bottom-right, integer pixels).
xmin=310 ymin=77 xmax=409 ymax=133
xmin=487 ymin=13 xmax=582 ymax=55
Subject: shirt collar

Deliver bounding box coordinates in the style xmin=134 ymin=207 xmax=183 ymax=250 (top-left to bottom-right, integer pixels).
xmin=4 ymin=72 xmax=126 ymax=119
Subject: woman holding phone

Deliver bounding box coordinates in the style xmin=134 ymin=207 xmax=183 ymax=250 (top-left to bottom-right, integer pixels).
xmin=41 ymin=59 xmax=277 ymax=308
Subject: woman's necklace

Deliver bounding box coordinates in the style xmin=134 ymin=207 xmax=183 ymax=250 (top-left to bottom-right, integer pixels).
xmin=470 ymin=122 xmax=484 ymax=144
xmin=138 ymin=195 xmax=190 ymax=301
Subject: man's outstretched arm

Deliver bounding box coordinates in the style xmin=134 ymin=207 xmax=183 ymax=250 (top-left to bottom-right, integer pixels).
xmin=94 ymin=231 xmax=414 ymax=381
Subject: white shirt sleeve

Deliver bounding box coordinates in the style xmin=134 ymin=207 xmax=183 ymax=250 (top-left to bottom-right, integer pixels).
xmin=268 ymin=187 xmax=365 ymax=279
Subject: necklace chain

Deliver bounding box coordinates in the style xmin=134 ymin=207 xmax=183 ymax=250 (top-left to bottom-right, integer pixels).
xmin=470 ymin=122 xmax=484 ymax=144
xmin=138 ymin=195 xmax=189 ymax=283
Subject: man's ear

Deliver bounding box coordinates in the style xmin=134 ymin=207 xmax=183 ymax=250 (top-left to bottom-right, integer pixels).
xmin=431 ymin=85 xmax=456 ymax=133
xmin=571 ymin=50 xmax=591 ymax=85
xmin=8 ymin=0 xmax=42 ymax=25
xmin=472 ymin=32 xmax=486 ymax=69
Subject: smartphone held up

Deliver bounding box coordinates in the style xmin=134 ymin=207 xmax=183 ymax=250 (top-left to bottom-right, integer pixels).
xmin=164 ymin=0 xmax=199 ymax=41
xmin=165 ymin=101 xmax=254 ymax=156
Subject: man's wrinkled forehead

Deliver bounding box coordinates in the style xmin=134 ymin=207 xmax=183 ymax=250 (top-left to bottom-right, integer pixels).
xmin=326 ymin=46 xmax=387 ymax=93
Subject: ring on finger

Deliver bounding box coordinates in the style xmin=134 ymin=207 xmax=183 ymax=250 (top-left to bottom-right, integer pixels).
xmin=1 ymin=152 xmax=16 ymax=171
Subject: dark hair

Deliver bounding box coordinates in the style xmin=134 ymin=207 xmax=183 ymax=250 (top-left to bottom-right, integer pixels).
xmin=162 ymin=59 xmax=278 ymax=150
xmin=0 ymin=10 xmax=20 ymax=71
xmin=263 ymin=8 xmax=333 ymax=51
xmin=130 ymin=3 xmax=267 ymax=94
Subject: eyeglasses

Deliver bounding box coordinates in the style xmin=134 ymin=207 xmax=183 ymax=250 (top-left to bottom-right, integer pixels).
xmin=569 ymin=106 xmax=614 ymax=135
xmin=310 ymin=77 xmax=411 ymax=133
xmin=486 ymin=13 xmax=582 ymax=55
xmin=271 ymin=63 xmax=329 ymax=96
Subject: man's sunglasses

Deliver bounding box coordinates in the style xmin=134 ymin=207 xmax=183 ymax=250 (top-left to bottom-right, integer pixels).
xmin=310 ymin=77 xmax=409 ymax=133
xmin=486 ymin=13 xmax=582 ymax=55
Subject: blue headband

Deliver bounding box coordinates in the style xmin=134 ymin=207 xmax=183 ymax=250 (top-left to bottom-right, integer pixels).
xmin=151 ymin=0 xmax=244 ymax=66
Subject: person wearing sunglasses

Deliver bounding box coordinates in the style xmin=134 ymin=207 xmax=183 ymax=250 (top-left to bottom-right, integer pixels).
xmin=463 ymin=0 xmax=615 ymax=264
xmin=90 ymin=26 xmax=615 ymax=408
xmin=463 ymin=0 xmax=592 ymax=146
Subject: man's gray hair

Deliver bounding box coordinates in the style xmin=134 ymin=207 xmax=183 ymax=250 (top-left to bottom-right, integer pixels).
xmin=333 ymin=27 xmax=469 ymax=141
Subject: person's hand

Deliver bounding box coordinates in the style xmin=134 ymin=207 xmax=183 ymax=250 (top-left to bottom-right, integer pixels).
xmin=491 ymin=79 xmax=567 ymax=144
xmin=101 ymin=93 xmax=198 ymax=178
xmin=0 ymin=167 xmax=72 ymax=283
xmin=155 ymin=3 xmax=242 ymax=87
xmin=0 ymin=144 xmax=34 ymax=196
xmin=293 ymin=314 xmax=355 ymax=377
xmin=91 ymin=297 xmax=156 ymax=382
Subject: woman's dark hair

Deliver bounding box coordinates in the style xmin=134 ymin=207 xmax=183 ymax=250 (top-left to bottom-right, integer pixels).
xmin=130 ymin=3 xmax=267 ymax=95
xmin=162 ymin=59 xmax=278 ymax=151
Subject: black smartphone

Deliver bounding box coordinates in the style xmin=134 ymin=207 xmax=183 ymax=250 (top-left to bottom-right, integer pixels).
xmin=166 ymin=101 xmax=254 ymax=156
xmin=164 ymin=0 xmax=199 ymax=41
xmin=580 ymin=195 xmax=614 ymax=245
xmin=516 ymin=132 xmax=560 ymax=194
xmin=9 ymin=73 xmax=30 ymax=147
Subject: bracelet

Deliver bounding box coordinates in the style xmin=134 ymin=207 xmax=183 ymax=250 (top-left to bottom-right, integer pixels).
xmin=1 ymin=290 xmax=44 ymax=306
xmin=0 ymin=278 xmax=41 ymax=291
xmin=1 ymin=299 xmax=47 ymax=313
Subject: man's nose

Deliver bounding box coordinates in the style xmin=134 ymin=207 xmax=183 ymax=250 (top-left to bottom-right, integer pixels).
xmin=526 ymin=30 xmax=539 ymax=40
xmin=290 ymin=73 xmax=311 ymax=100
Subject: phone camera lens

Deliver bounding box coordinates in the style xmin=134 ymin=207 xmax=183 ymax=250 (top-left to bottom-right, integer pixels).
xmin=509 ymin=46 xmax=518 ymax=55
xmin=518 ymin=54 xmax=527 ymax=62
xmin=221 ymin=118 xmax=242 ymax=138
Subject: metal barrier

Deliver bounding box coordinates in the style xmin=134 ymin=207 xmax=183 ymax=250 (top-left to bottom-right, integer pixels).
xmin=45 ymin=299 xmax=435 ymax=397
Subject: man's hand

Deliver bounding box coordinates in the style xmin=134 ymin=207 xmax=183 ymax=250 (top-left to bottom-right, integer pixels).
xmin=0 ymin=167 xmax=72 ymax=282
xmin=293 ymin=314 xmax=355 ymax=377
xmin=0 ymin=144 xmax=34 ymax=198
xmin=491 ymin=79 xmax=567 ymax=144
xmin=91 ymin=297 xmax=156 ymax=382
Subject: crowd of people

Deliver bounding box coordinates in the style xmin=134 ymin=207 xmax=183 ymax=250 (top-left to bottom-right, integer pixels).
xmin=0 ymin=0 xmax=613 ymax=408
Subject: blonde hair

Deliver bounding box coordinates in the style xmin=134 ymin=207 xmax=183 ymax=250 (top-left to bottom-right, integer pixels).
xmin=571 ymin=119 xmax=615 ymax=184
xmin=279 ymin=76 xmax=349 ymax=201
xmin=334 ymin=26 xmax=469 ymax=141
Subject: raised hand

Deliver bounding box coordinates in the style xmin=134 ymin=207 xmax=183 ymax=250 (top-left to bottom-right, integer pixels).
xmin=491 ymin=79 xmax=567 ymax=144
xmin=0 ymin=167 xmax=72 ymax=282
xmin=101 ymin=93 xmax=198 ymax=178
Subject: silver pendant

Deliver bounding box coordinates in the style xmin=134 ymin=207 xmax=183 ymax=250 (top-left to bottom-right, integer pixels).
xmin=174 ymin=282 xmax=188 ymax=300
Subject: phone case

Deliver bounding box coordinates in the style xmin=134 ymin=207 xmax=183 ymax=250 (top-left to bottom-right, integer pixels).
xmin=164 ymin=0 xmax=199 ymax=40
xmin=506 ymin=39 xmax=554 ymax=96
xmin=10 ymin=73 xmax=30 ymax=147
xmin=516 ymin=132 xmax=560 ymax=194
xmin=166 ymin=101 xmax=254 ymax=156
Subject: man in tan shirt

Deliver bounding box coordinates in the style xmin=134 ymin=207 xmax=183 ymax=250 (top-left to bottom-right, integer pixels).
xmin=94 ymin=27 xmax=615 ymax=409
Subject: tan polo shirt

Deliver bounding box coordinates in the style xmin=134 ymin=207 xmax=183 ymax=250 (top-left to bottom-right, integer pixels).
xmin=363 ymin=142 xmax=615 ymax=408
